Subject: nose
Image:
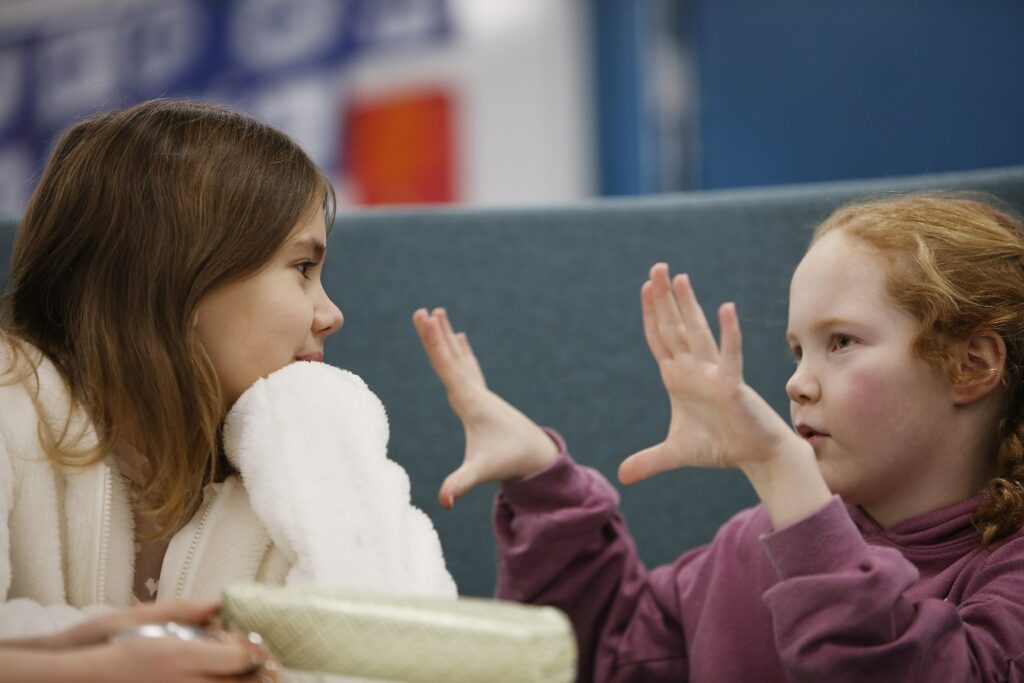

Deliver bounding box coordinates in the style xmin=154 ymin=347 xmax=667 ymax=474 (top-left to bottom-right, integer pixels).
xmin=314 ymin=287 xmax=344 ymax=337
xmin=785 ymin=360 xmax=820 ymax=404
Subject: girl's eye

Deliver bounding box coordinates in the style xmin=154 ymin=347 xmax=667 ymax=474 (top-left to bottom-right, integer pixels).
xmin=830 ymin=334 xmax=855 ymax=351
xmin=296 ymin=261 xmax=317 ymax=279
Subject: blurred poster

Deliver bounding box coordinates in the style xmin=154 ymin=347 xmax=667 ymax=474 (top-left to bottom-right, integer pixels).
xmin=343 ymin=89 xmax=458 ymax=205
xmin=0 ymin=0 xmax=593 ymax=213
xmin=0 ymin=0 xmax=452 ymax=215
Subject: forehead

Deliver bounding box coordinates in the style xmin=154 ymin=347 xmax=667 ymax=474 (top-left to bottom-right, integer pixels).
xmin=278 ymin=211 xmax=328 ymax=256
xmin=788 ymin=231 xmax=895 ymax=328
xmin=794 ymin=230 xmax=886 ymax=283
xmin=287 ymin=211 xmax=328 ymax=242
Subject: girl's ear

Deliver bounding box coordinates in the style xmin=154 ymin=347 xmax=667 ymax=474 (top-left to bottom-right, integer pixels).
xmin=952 ymin=331 xmax=1007 ymax=406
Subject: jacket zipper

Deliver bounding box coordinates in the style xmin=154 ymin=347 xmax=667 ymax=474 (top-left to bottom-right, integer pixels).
xmin=96 ymin=464 xmax=112 ymax=604
xmin=174 ymin=487 xmax=219 ymax=598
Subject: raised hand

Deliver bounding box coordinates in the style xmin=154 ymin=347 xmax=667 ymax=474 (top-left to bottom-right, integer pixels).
xmin=413 ymin=307 xmax=558 ymax=509
xmin=618 ymin=264 xmax=804 ymax=486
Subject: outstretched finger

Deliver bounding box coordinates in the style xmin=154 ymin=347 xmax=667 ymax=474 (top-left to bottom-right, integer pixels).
xmin=435 ymin=308 xmax=463 ymax=359
xmin=618 ymin=443 xmax=680 ymax=485
xmin=672 ymin=274 xmax=717 ymax=362
xmin=649 ymin=263 xmax=690 ymax=356
xmin=413 ymin=309 xmax=457 ymax=386
xmin=641 ymin=281 xmax=671 ymax=363
xmin=455 ymin=332 xmax=486 ymax=386
xmin=718 ymin=302 xmax=744 ymax=380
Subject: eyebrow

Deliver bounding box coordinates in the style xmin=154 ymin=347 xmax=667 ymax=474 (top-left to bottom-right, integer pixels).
xmin=785 ymin=317 xmax=862 ymax=345
xmin=289 ymin=237 xmax=326 ymax=260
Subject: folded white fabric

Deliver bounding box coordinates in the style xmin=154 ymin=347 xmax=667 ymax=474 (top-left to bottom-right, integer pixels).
xmin=222 ymin=582 xmax=577 ymax=683
xmin=222 ymin=361 xmax=456 ymax=598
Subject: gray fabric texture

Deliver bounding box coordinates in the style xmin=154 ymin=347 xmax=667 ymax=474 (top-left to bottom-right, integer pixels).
xmin=3 ymin=166 xmax=1024 ymax=596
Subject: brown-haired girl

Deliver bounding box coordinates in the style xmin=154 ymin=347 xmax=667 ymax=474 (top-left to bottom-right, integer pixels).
xmin=417 ymin=194 xmax=1024 ymax=681
xmin=0 ymin=99 xmax=453 ymax=680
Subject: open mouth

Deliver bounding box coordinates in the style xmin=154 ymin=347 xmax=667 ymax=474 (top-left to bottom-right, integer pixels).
xmin=796 ymin=424 xmax=829 ymax=440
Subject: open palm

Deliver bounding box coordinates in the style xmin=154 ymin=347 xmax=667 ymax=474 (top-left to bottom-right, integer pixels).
xmin=413 ymin=308 xmax=558 ymax=508
xmin=619 ymin=264 xmax=796 ymax=485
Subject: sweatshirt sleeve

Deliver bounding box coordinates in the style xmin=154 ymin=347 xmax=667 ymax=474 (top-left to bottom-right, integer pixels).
xmin=762 ymin=496 xmax=1024 ymax=682
xmin=494 ymin=432 xmax=694 ymax=683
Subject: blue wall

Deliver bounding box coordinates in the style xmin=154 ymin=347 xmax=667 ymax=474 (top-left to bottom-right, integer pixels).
xmin=696 ymin=1 xmax=1024 ymax=188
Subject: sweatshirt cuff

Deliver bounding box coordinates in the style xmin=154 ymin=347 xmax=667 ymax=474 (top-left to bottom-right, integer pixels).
xmin=761 ymin=496 xmax=871 ymax=579
xmin=499 ymin=428 xmax=611 ymax=510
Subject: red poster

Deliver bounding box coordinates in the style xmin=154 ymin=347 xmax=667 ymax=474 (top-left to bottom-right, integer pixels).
xmin=343 ymin=88 xmax=458 ymax=205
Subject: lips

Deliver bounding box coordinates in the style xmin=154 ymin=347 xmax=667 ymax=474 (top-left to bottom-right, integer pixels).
xmin=297 ymin=352 xmax=324 ymax=363
xmin=795 ymin=423 xmax=830 ymax=440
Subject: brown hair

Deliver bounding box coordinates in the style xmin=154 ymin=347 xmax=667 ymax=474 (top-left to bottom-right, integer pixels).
xmin=0 ymin=99 xmax=334 ymax=536
xmin=813 ymin=194 xmax=1024 ymax=544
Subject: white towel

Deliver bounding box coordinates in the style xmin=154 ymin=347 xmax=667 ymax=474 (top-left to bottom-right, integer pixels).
xmin=222 ymin=362 xmax=456 ymax=599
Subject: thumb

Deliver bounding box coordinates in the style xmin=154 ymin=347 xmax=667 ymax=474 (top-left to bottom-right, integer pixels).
xmin=618 ymin=443 xmax=678 ymax=485
xmin=439 ymin=462 xmax=482 ymax=510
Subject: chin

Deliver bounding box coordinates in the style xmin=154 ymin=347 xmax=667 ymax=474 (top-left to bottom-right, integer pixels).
xmin=816 ymin=464 xmax=854 ymax=500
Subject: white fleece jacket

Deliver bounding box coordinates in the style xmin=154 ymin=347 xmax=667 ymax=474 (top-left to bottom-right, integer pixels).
xmin=0 ymin=342 xmax=455 ymax=641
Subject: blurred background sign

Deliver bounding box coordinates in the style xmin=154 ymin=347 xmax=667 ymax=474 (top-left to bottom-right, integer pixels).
xmin=343 ymin=88 xmax=458 ymax=205
xmin=1 ymin=0 xmax=1023 ymax=217
xmin=0 ymin=0 xmax=593 ymax=215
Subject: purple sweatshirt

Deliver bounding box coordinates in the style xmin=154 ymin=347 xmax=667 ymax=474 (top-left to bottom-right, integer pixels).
xmin=494 ymin=442 xmax=1024 ymax=682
